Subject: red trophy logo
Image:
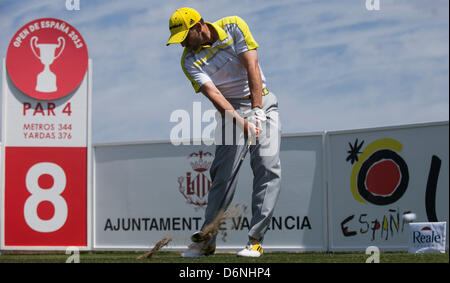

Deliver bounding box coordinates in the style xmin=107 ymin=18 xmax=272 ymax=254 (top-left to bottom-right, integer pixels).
xmin=30 ymin=36 xmax=65 ymax=93
xmin=6 ymin=18 xmax=88 ymax=100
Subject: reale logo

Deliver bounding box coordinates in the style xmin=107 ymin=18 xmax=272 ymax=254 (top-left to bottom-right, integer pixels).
xmin=413 ymin=227 xmax=443 ymax=244
xmin=6 ymin=18 xmax=88 ymax=100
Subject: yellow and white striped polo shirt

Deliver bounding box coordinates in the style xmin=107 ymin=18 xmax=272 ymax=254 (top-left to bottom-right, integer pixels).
xmin=181 ymin=16 xmax=267 ymax=99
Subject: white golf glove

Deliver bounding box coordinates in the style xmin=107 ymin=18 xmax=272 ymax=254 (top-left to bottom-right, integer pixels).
xmin=248 ymin=107 xmax=267 ymax=128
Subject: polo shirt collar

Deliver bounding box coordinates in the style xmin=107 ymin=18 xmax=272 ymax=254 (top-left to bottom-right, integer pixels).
xmin=193 ymin=22 xmax=228 ymax=53
xmin=207 ymin=21 xmax=228 ymax=42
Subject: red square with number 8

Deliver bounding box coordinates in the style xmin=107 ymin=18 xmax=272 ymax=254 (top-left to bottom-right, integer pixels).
xmin=4 ymin=147 xmax=87 ymax=246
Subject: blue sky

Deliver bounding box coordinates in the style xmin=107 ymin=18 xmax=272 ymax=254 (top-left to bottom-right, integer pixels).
xmin=0 ymin=0 xmax=448 ymax=144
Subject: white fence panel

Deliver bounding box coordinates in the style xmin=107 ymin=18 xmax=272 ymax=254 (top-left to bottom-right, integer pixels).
xmin=326 ymin=122 xmax=449 ymax=251
xmin=93 ymin=133 xmax=327 ymax=251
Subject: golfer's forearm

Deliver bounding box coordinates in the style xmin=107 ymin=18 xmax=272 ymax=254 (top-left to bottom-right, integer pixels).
xmin=248 ymin=64 xmax=262 ymax=109
xmin=201 ymin=82 xmax=247 ymax=131
xmin=239 ymin=50 xmax=262 ymax=109
xmin=212 ymin=99 xmax=247 ymax=131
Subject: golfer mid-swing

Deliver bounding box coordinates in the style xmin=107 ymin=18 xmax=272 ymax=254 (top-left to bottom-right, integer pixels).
xmin=166 ymin=7 xmax=281 ymax=258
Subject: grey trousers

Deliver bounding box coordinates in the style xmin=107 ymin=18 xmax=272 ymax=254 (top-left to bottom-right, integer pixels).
xmin=202 ymin=92 xmax=282 ymax=244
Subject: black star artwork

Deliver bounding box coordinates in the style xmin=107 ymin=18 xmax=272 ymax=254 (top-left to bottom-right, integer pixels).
xmin=346 ymin=139 xmax=364 ymax=164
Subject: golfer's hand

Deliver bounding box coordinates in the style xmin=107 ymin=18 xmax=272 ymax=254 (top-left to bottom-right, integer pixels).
xmin=252 ymin=107 xmax=267 ymax=123
xmin=248 ymin=107 xmax=267 ymax=130
xmin=245 ymin=120 xmax=260 ymax=142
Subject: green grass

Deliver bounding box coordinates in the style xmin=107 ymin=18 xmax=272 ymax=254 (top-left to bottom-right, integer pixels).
xmin=0 ymin=251 xmax=448 ymax=263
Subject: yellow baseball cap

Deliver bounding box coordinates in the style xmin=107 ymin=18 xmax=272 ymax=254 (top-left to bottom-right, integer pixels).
xmin=166 ymin=7 xmax=202 ymax=46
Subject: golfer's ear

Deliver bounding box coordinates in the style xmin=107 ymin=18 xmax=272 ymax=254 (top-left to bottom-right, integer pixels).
xmin=194 ymin=22 xmax=203 ymax=31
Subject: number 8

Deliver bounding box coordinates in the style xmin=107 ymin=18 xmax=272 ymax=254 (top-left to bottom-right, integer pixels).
xmin=24 ymin=162 xmax=68 ymax=232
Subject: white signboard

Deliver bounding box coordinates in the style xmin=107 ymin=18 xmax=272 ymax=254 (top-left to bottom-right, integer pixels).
xmin=93 ymin=134 xmax=327 ymax=251
xmin=1 ymin=18 xmax=91 ymax=250
xmin=409 ymin=222 xmax=447 ymax=253
xmin=326 ymin=122 xmax=449 ymax=251
xmin=2 ymin=67 xmax=88 ymax=147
